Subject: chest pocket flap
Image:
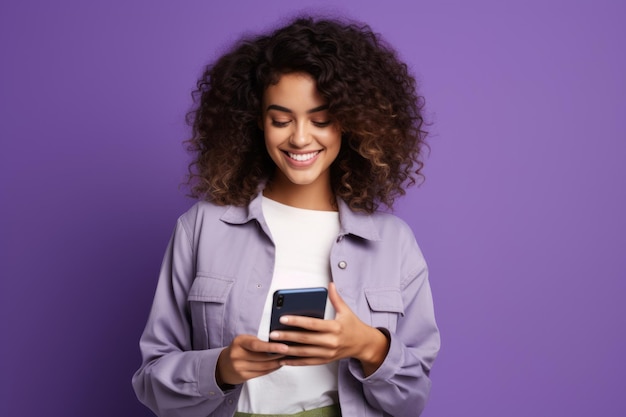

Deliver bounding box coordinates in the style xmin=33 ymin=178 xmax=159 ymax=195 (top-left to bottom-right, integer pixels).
xmin=364 ymin=287 xmax=404 ymax=332
xmin=188 ymin=274 xmax=233 ymax=303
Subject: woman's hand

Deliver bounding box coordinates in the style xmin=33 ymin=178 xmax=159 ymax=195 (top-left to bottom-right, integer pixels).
xmin=216 ymin=335 xmax=289 ymax=387
xmin=268 ymin=282 xmax=390 ymax=376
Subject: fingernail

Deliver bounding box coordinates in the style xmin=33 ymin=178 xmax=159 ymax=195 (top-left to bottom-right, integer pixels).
xmin=270 ymin=331 xmax=279 ymax=339
xmin=280 ymin=316 xmax=289 ymax=324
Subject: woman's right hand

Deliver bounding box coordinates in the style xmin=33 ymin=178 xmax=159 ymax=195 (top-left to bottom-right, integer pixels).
xmin=216 ymin=334 xmax=289 ymax=387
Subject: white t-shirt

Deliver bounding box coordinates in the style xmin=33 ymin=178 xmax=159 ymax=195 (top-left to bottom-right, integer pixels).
xmin=236 ymin=197 xmax=340 ymax=414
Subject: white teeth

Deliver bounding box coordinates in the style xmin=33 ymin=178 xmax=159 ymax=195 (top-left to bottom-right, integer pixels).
xmin=288 ymin=151 xmax=319 ymax=161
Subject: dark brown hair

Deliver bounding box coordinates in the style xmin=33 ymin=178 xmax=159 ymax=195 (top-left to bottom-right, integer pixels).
xmin=186 ymin=16 xmax=428 ymax=213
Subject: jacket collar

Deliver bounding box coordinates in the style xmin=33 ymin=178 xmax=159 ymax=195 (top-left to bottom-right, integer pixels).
xmin=220 ymin=189 xmax=380 ymax=242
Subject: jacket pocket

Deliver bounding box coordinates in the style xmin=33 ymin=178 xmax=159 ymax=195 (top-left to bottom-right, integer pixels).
xmin=188 ymin=273 xmax=234 ymax=349
xmin=364 ymin=287 xmax=405 ymax=333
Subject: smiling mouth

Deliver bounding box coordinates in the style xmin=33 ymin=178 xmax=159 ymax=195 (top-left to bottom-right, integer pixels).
xmin=285 ymin=151 xmax=321 ymax=162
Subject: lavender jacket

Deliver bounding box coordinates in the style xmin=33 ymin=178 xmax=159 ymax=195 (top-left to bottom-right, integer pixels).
xmin=132 ymin=191 xmax=440 ymax=417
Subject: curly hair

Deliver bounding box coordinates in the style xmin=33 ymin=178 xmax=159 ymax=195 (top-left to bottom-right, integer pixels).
xmin=185 ymin=16 xmax=428 ymax=213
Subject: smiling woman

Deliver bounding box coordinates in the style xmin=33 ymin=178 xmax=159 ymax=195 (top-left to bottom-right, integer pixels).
xmin=261 ymin=72 xmax=342 ymax=210
xmin=132 ymin=15 xmax=439 ymax=417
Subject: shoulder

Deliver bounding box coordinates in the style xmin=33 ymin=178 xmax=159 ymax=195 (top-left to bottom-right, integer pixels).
xmin=339 ymin=199 xmax=416 ymax=245
xmin=368 ymin=210 xmax=418 ymax=244
xmin=368 ymin=211 xmax=427 ymax=283
xmin=343 ymin=206 xmax=424 ymax=258
xmin=181 ymin=200 xmax=230 ymax=220
xmin=176 ymin=200 xmax=231 ymax=235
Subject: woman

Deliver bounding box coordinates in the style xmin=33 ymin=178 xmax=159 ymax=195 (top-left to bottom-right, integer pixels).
xmin=133 ymin=16 xmax=440 ymax=417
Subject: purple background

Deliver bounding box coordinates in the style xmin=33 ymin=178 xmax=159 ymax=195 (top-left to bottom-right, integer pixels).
xmin=1 ymin=0 xmax=624 ymax=416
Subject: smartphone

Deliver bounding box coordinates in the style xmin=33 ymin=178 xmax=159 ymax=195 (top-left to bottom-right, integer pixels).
xmin=269 ymin=287 xmax=328 ymax=344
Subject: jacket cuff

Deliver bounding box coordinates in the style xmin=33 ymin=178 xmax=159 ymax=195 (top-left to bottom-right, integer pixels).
xmin=348 ymin=328 xmax=400 ymax=383
xmin=197 ymin=348 xmax=236 ymax=398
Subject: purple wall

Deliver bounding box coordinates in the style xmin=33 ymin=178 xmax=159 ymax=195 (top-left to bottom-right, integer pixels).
xmin=1 ymin=1 xmax=624 ymax=416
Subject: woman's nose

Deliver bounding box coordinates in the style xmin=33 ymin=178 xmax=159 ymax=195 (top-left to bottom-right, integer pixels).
xmin=289 ymin=122 xmax=312 ymax=148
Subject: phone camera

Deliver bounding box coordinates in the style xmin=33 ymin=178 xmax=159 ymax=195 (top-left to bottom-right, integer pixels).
xmin=276 ymin=294 xmax=284 ymax=308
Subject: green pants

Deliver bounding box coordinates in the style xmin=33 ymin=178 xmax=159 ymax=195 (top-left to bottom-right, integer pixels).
xmin=234 ymin=404 xmax=341 ymax=417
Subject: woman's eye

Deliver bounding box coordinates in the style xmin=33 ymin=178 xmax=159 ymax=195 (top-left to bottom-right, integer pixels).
xmin=313 ymin=121 xmax=332 ymax=127
xmin=271 ymin=120 xmax=290 ymax=128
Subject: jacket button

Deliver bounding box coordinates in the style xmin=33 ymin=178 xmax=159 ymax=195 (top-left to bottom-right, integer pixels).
xmin=338 ymin=261 xmax=347 ymax=269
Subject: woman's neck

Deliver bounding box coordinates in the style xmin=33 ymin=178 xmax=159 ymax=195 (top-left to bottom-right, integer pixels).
xmin=263 ymin=175 xmax=337 ymax=211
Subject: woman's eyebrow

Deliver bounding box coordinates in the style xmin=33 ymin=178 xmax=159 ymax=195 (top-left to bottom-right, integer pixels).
xmin=266 ymin=104 xmax=329 ymax=114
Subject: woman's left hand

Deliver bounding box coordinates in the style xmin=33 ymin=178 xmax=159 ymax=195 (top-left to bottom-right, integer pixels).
xmin=268 ymin=282 xmax=390 ymax=376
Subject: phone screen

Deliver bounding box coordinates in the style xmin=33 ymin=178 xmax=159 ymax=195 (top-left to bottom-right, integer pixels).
xmin=269 ymin=287 xmax=328 ymax=338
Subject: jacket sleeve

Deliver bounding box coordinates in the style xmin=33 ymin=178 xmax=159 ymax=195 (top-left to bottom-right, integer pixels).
xmin=131 ymin=217 xmax=239 ymax=416
xmin=347 ymin=235 xmax=440 ymax=416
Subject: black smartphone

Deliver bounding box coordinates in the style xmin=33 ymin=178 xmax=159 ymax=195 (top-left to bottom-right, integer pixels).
xmin=269 ymin=287 xmax=328 ymax=344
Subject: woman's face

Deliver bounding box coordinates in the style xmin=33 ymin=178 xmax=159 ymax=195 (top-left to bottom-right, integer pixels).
xmin=261 ymin=72 xmax=341 ymax=195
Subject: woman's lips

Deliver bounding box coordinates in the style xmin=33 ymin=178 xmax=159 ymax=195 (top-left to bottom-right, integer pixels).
xmin=283 ymin=150 xmax=321 ymax=165
xmin=286 ymin=151 xmax=321 ymax=161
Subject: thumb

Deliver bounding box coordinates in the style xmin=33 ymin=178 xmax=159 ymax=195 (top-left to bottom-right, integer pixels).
xmin=328 ymin=282 xmax=348 ymax=314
